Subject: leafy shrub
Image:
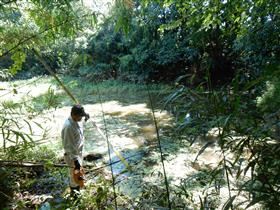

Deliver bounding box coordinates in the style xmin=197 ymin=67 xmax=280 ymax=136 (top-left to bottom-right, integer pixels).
xmin=257 ymin=79 xmax=280 ymax=113
xmin=0 ymin=69 xmax=12 ymax=81
xmin=85 ymin=63 xmax=113 ymax=81
xmin=27 ymin=86 xmax=61 ymax=112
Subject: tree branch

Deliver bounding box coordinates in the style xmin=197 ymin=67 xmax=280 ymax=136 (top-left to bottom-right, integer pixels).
xmin=0 ymin=12 xmax=95 ymax=58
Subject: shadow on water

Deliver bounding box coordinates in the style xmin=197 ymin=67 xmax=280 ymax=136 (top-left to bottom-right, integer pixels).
xmin=78 ymin=97 xmax=185 ymax=201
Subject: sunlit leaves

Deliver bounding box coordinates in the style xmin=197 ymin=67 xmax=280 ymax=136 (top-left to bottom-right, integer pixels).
xmin=9 ymin=50 xmax=26 ymax=74
xmin=0 ymin=0 xmax=98 ymax=75
xmin=114 ymin=0 xmax=133 ymax=35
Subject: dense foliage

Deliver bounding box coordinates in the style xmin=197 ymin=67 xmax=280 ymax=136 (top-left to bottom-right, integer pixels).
xmin=0 ymin=0 xmax=279 ymax=209
xmin=0 ymin=0 xmax=97 ymax=79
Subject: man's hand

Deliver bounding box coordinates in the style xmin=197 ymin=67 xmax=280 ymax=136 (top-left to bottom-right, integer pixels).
xmin=74 ymin=159 xmax=81 ymax=170
xmin=85 ymin=113 xmax=90 ymax=122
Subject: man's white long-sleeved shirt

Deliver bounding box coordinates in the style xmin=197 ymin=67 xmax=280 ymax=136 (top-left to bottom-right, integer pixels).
xmin=61 ymin=116 xmax=84 ymax=161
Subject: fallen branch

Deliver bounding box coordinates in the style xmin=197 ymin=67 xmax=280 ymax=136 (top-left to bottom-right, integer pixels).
xmin=0 ymin=151 xmax=142 ymax=170
xmin=0 ymin=161 xmax=66 ymax=168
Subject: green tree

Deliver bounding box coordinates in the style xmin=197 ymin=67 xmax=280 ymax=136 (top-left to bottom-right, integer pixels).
xmin=0 ymin=0 xmax=97 ymax=76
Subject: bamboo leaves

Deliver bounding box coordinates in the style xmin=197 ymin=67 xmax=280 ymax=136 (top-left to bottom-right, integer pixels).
xmin=222 ymin=195 xmax=236 ymax=210
xmin=194 ymin=141 xmax=214 ymax=162
xmin=164 ymin=66 xmax=280 ymax=208
xmin=0 ymin=0 xmax=101 ymax=76
xmin=0 ymin=99 xmax=48 ymax=160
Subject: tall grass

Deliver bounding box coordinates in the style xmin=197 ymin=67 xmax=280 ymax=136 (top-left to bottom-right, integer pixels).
xmin=56 ymin=76 xmax=172 ymax=106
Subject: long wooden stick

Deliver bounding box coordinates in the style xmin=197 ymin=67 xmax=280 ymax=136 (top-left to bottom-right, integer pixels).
xmin=0 ymin=161 xmax=66 ymax=168
xmin=33 ymin=49 xmax=79 ymax=104
xmin=90 ymin=120 xmax=131 ymax=170
xmin=0 ymin=152 xmax=140 ymax=170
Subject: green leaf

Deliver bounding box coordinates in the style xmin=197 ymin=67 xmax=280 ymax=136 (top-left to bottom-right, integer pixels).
xmin=194 ymin=141 xmax=214 ymax=162
xmin=246 ymin=196 xmax=267 ymax=209
xmin=222 ymin=195 xmax=236 ymax=210
xmin=44 ymin=160 xmax=53 ymax=170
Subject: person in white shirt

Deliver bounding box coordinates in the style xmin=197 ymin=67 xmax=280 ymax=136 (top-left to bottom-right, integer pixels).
xmin=61 ymin=104 xmax=89 ymax=198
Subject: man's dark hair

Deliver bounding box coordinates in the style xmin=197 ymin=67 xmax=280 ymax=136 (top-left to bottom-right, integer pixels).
xmin=71 ymin=105 xmax=86 ymax=116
